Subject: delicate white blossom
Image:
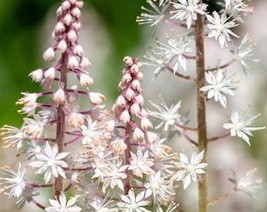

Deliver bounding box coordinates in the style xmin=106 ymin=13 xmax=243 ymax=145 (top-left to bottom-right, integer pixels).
xmin=232 ymin=34 xmax=258 ymax=71
xmin=200 ymin=69 xmax=238 ymax=108
xmin=0 ymin=125 xmax=27 ymax=150
xmin=45 ymin=193 xmax=81 ymax=212
xmin=229 ymin=169 xmax=263 ymax=198
xmin=225 ymin=0 xmax=253 ymax=19
xmin=155 ymin=36 xmax=191 ymax=72
xmin=223 ymin=112 xmax=265 ymax=145
xmin=136 ymin=0 xmax=168 ymax=27
xmin=81 ymin=117 xmax=103 ymax=144
xmin=29 ymin=142 xmax=69 ymax=183
xmin=0 ymin=164 xmax=26 ymax=198
xmin=206 ymin=11 xmax=238 ymax=48
xmin=172 ymin=151 xmax=207 ymax=189
xmin=128 ymin=150 xmax=155 ymax=178
xmin=171 ymin=0 xmax=207 ymax=29
xmin=117 ymin=189 xmax=150 ymax=212
xmin=148 ymin=97 xmax=181 ymax=131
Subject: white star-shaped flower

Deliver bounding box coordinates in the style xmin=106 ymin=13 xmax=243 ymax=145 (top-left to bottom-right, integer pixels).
xmin=29 ymin=142 xmax=69 ymax=183
xmin=206 ymin=11 xmax=239 ymax=48
xmin=156 ymin=36 xmax=191 ymax=72
xmin=128 ymin=149 xmax=155 ymax=178
xmin=0 ymin=163 xmax=26 ymax=198
xmin=148 ymin=97 xmax=181 ymax=131
xmin=81 ymin=117 xmax=103 ymax=144
xmin=223 ymin=112 xmax=265 ymax=145
xmin=171 ymin=0 xmax=207 ymax=29
xmin=45 ymin=193 xmax=81 ymax=212
xmin=200 ymin=69 xmax=238 ymax=108
xmin=172 ymin=151 xmax=207 ymax=189
xmin=117 ymin=189 xmax=150 ymax=212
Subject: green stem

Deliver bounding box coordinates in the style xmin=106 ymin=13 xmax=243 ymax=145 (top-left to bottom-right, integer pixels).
xmin=195 ymin=12 xmax=208 ymax=212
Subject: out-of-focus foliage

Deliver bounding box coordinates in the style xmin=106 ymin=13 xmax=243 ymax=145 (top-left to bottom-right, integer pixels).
xmin=0 ymin=0 xmax=143 ymax=127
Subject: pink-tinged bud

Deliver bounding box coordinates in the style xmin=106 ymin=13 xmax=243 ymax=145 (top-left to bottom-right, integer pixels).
xmin=76 ymin=1 xmax=84 ymax=8
xmin=73 ymin=45 xmax=83 ymax=56
xmin=68 ymin=56 xmax=79 ymax=69
xmin=79 ymin=73 xmax=93 ymax=87
xmin=53 ymin=88 xmax=65 ymax=104
xmin=116 ymin=95 xmax=126 ymax=107
xmin=57 ymin=40 xmax=68 ymax=53
xmin=69 ymin=0 xmax=77 ymax=4
xmin=111 ymin=138 xmax=127 ymax=155
xmin=29 ymin=69 xmax=43 ymax=82
xmin=68 ymin=85 xmax=78 ymax=103
xmin=63 ymin=14 xmax=73 ymax=26
xmin=62 ymin=1 xmax=71 ymax=10
xmin=72 ymin=21 xmax=81 ymax=30
xmin=135 ymin=94 xmax=144 ymax=105
xmin=68 ymin=112 xmax=84 ymax=128
xmin=89 ymin=92 xmax=106 ymax=105
xmin=130 ymin=64 xmax=139 ymax=74
xmin=55 ymin=22 xmax=65 ymax=33
xmin=130 ymin=103 xmax=140 ymax=116
xmin=137 ymin=72 xmax=143 ymax=80
xmin=44 ymin=67 xmax=56 ymax=80
xmin=57 ymin=6 xmax=63 ymax=16
xmin=67 ymin=30 xmax=78 ymax=42
xmin=43 ymin=47 xmax=55 ymax=61
xmin=133 ymin=128 xmax=145 ymax=142
xmin=131 ymin=80 xmax=141 ymax=92
xmin=72 ymin=7 xmax=81 ymax=18
xmin=121 ymin=73 xmax=132 ymax=84
xmin=125 ymin=88 xmax=135 ymax=101
xmin=141 ymin=117 xmax=153 ymax=130
xmin=80 ymin=57 xmax=91 ymax=69
xmin=147 ymin=131 xmax=159 ymax=143
xmin=104 ymin=120 xmax=115 ymax=132
xmin=120 ymin=110 xmax=130 ymax=123
xmin=123 ymin=56 xmax=134 ymax=66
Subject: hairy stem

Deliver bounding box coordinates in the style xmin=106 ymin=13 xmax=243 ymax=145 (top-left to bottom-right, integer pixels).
xmin=196 ymin=12 xmax=208 ymax=212
xmin=124 ymin=122 xmax=132 ymax=194
xmin=54 ymin=53 xmax=68 ymax=199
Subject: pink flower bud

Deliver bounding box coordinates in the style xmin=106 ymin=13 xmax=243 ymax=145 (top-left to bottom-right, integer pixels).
xmin=130 ymin=64 xmax=139 ymax=74
xmin=141 ymin=117 xmax=153 ymax=130
xmin=121 ymin=73 xmax=132 ymax=83
xmin=72 ymin=21 xmax=81 ymax=30
xmin=116 ymin=95 xmax=126 ymax=107
xmin=123 ymin=56 xmax=134 ymax=66
xmin=68 ymin=112 xmax=84 ymax=128
xmin=131 ymin=80 xmax=141 ymax=92
xmin=67 ymin=30 xmax=78 ymax=42
xmin=89 ymin=92 xmax=106 ymax=105
xmin=120 ymin=110 xmax=130 ymax=123
xmin=73 ymin=45 xmax=83 ymax=56
xmin=29 ymin=69 xmax=43 ymax=82
xmin=80 ymin=57 xmax=91 ymax=69
xmin=72 ymin=7 xmax=81 ymax=18
xmin=137 ymin=72 xmax=144 ymax=80
xmin=130 ymin=103 xmax=140 ymax=116
xmin=44 ymin=67 xmax=56 ymax=80
xmin=55 ymin=22 xmax=65 ymax=33
xmin=57 ymin=6 xmax=63 ymax=16
xmin=62 ymin=1 xmax=71 ymax=10
xmin=79 ymin=73 xmax=94 ymax=87
xmin=67 ymin=56 xmax=79 ymax=69
xmin=63 ymin=14 xmax=73 ymax=26
xmin=135 ymin=94 xmax=144 ymax=105
xmin=104 ymin=120 xmax=115 ymax=132
xmin=43 ymin=47 xmax=55 ymax=61
xmin=111 ymin=138 xmax=127 ymax=155
xmin=133 ymin=128 xmax=145 ymax=142
xmin=57 ymin=40 xmax=68 ymax=52
xmin=69 ymin=0 xmax=77 ymax=4
xmin=125 ymin=88 xmax=135 ymax=101
xmin=53 ymin=88 xmax=65 ymax=104
xmin=76 ymin=1 xmax=84 ymax=8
